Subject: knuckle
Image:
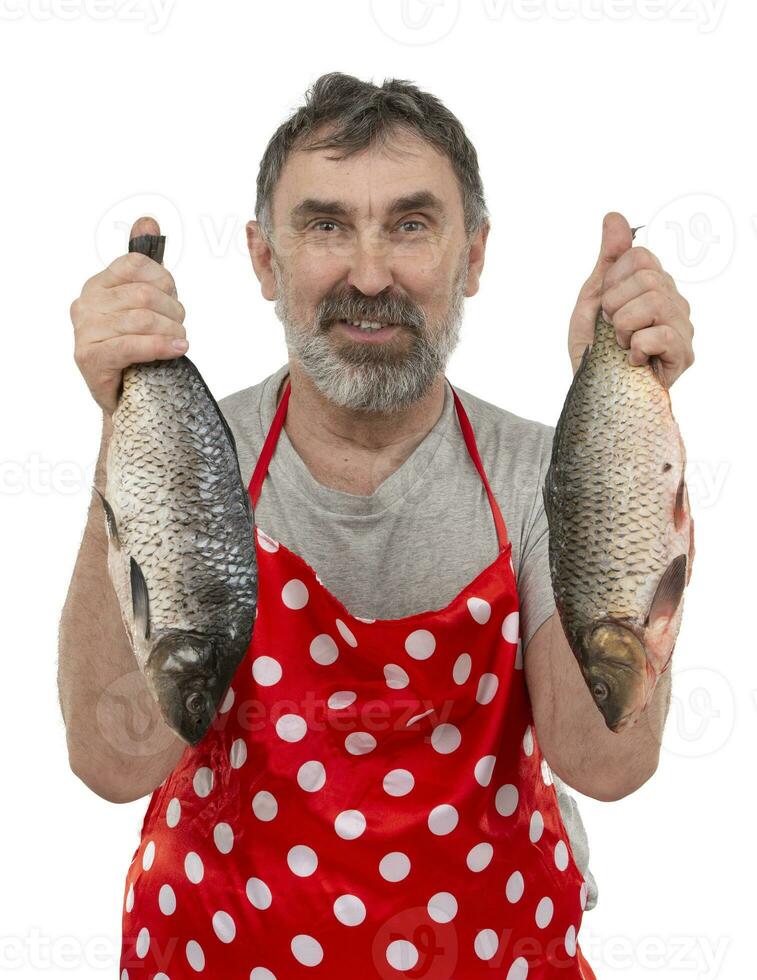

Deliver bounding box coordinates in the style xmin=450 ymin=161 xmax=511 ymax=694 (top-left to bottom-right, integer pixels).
xmin=638 ymin=268 xmax=663 ymax=292
xmin=130 ymin=307 xmax=156 ymax=331
xmin=134 ymin=282 xmax=155 ymax=308
xmin=69 ymin=296 xmax=82 ymax=323
xmin=631 ymin=246 xmax=657 ymax=268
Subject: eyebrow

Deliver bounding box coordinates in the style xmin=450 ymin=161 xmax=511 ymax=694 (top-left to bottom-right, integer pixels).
xmin=290 ymin=190 xmax=446 ymax=223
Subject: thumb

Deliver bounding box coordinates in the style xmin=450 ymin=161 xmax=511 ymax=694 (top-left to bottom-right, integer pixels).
xmin=568 ymin=211 xmax=633 ymax=370
xmin=129 ymin=215 xmax=161 ymax=243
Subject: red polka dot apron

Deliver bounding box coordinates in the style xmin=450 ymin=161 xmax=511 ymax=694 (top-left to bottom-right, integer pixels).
xmin=120 ymin=378 xmax=597 ymax=979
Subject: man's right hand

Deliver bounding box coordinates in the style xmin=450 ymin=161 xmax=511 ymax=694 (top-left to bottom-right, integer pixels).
xmin=70 ymin=215 xmax=188 ymax=415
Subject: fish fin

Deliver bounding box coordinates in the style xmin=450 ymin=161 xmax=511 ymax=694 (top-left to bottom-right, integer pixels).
xmin=645 ymin=554 xmax=688 ymax=629
xmin=93 ymin=486 xmax=120 ymax=550
xmin=649 ymin=353 xmax=669 ymax=390
xmin=631 ymin=224 xmax=645 ymax=241
xmin=673 ymin=474 xmax=688 ymax=531
xmin=179 ymin=355 xmax=239 ymax=457
xmin=128 ymin=234 xmax=166 ymax=265
xmin=687 ymin=515 xmax=696 ymax=584
xmin=129 ymin=557 xmax=151 ymax=641
xmin=551 ymin=342 xmax=591 ymax=459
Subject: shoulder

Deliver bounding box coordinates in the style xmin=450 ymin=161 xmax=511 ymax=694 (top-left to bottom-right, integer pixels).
xmin=451 ymin=380 xmax=555 ymax=478
xmin=217 ymin=364 xmax=288 ymax=441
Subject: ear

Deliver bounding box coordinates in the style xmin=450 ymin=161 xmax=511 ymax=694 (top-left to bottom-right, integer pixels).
xmin=246 ymin=220 xmax=278 ymax=301
xmin=463 ymin=220 xmax=489 ymax=298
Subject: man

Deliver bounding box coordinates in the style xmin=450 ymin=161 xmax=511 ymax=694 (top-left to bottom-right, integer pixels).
xmin=60 ymin=73 xmax=694 ymax=977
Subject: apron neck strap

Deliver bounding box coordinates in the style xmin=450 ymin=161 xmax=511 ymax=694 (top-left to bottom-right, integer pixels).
xmin=248 ymin=377 xmax=510 ymax=552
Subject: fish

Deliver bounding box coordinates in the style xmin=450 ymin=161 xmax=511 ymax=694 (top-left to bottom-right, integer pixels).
xmin=542 ymin=306 xmax=695 ymax=733
xmin=95 ymin=233 xmax=257 ymax=746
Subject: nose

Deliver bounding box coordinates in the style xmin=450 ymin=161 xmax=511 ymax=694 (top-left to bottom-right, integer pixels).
xmin=346 ymin=229 xmax=394 ymax=296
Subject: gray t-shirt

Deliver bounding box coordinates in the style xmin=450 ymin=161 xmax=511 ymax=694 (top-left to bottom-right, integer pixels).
xmin=218 ymin=363 xmax=598 ymax=910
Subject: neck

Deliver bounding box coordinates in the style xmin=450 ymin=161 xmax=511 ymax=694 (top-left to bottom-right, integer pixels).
xmin=276 ymin=359 xmax=447 ymax=494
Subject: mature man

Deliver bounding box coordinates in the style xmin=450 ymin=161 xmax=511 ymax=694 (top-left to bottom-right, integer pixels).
xmin=60 ymin=73 xmax=694 ymax=978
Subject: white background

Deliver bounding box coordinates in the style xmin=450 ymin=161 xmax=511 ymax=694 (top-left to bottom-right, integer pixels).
xmin=0 ymin=1 xmax=751 ymax=977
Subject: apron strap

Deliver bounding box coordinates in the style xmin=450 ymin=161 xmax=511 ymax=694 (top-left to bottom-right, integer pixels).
xmin=248 ymin=377 xmax=510 ymax=552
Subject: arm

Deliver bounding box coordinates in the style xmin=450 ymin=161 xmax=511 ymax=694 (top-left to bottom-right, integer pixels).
xmin=525 ymin=612 xmax=671 ymax=802
xmin=57 ymin=414 xmax=185 ymax=803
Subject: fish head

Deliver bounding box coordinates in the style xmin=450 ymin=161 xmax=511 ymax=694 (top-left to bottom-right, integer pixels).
xmin=147 ymin=632 xmax=228 ymax=746
xmin=581 ymin=621 xmax=650 ymax=733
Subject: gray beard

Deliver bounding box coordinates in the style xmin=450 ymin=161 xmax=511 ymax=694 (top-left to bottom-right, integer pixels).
xmin=272 ymin=257 xmax=467 ymax=414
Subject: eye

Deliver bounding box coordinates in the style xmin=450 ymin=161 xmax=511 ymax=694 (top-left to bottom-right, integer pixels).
xmin=310 ymin=220 xmax=339 ymax=233
xmin=398 ymin=220 xmax=426 ymax=233
xmin=185 ymin=692 xmax=205 ymax=715
xmin=592 ymin=680 xmax=610 ymax=703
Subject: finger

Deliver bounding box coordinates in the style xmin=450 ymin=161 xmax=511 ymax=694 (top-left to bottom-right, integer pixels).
xmin=601 ymin=268 xmax=674 ymax=318
xmin=627 ymin=324 xmax=694 ymax=378
xmin=85 ymin=332 xmax=188 ymax=374
xmin=612 ymin=291 xmax=689 ymax=349
xmin=130 ymin=215 xmax=161 ymax=241
xmin=601 ymin=245 xmax=662 ymax=294
xmin=96 ymin=280 xmax=185 ymax=323
xmin=80 ymin=309 xmax=186 ymax=345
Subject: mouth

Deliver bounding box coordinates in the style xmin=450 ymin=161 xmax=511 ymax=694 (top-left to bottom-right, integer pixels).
xmin=332 ymin=318 xmax=402 ymax=344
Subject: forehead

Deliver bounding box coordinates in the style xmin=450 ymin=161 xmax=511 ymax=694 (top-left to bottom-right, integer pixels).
xmin=271 ymin=125 xmax=464 ymax=222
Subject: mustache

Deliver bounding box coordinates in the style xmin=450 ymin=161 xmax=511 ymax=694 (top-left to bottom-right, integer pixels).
xmin=316 ymin=293 xmax=426 ymax=332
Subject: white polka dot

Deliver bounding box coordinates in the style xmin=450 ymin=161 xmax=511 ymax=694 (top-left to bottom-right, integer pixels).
xmin=252 ymin=656 xmax=282 ymax=686
xmin=193 ymin=767 xmax=213 ymax=798
xmin=309 ymin=634 xmax=339 ymax=665
xmin=474 ymin=929 xmax=499 ymax=960
xmin=541 ymin=759 xmax=553 ymax=785
xmin=428 ymin=891 xmax=458 ymax=923
xmin=282 ymin=579 xmax=309 ymax=609
xmin=384 ymin=663 xmax=410 ymax=689
xmin=386 ymin=939 xmax=419 ymax=970
xmin=502 ymin=611 xmax=520 ymax=643
xmin=428 ymin=803 xmax=459 ymax=835
xmin=256 ymin=528 xmax=279 ymax=552
xmin=535 ymin=896 xmax=554 ymax=928
xmin=580 ymin=881 xmax=588 ymax=909
xmin=431 ymin=723 xmax=461 ymax=754
xmin=452 ymin=653 xmax=472 ymax=684
xmin=328 ymin=690 xmax=356 ymax=709
xmin=125 ymin=883 xmax=134 ymax=912
xmin=214 ymin=822 xmax=234 ymax=854
xmin=506 ymin=957 xmax=529 ymax=980
xmin=529 ymin=810 xmax=544 ymax=843
xmin=159 ymin=883 xmax=176 ymax=915
xmin=355 ymin=615 xmax=376 ymax=623
xmin=219 ymin=686 xmax=234 ymax=713
xmin=184 ymin=851 xmax=204 ymax=884
xmin=250 ymin=969 xmax=276 ymax=980
xmin=275 ymin=713 xmax=307 ymax=742
xmin=467 ymin=842 xmax=494 ymax=872
xmin=506 ymin=870 xmax=525 ymax=903
xmin=291 ymin=935 xmax=323 ymax=966
xmin=185 ymin=939 xmax=205 ymax=971
xmin=213 ymin=910 xmax=236 ymax=943
xmin=345 ymin=731 xmax=377 ymax=755
xmin=406 ymin=707 xmax=434 ymax=726
xmin=297 ymin=761 xmax=326 ymax=792
xmin=383 ymin=769 xmax=415 ymax=796
xmin=288 ymin=844 xmax=318 ymax=877
xmin=142 ymin=841 xmax=155 ymax=870
xmin=565 ymin=924 xmax=577 ymax=956
xmin=246 ymin=877 xmax=272 ymax=910
xmin=166 ymin=798 xmax=181 ymax=827
xmin=135 ymin=927 xmax=150 ymax=958
xmin=476 ymin=673 xmax=499 ymax=705
xmin=333 ymin=894 xmax=366 ymax=926
xmin=379 ymin=851 xmax=411 ymax=882
xmin=336 ymin=618 xmax=358 ymax=647
xmin=515 ymin=642 xmax=524 ymax=669
xmin=555 ymin=840 xmax=569 ymax=871
xmin=252 ymin=791 xmax=278 ymax=821
xmin=121 ymin=971 xmax=129 ymax=980
xmin=154 ymin=974 xmax=169 ymax=980
xmin=335 ymin=809 xmax=366 ymax=840
xmin=405 ymin=629 xmax=436 ymax=660
xmin=467 ymin=596 xmax=492 ymax=624
xmin=475 ymin=755 xmax=496 ymax=787
xmin=523 ymin=725 xmax=534 ymax=756
xmin=230 ymin=738 xmax=247 ymax=768
xmin=495 ymin=783 xmax=519 ymax=816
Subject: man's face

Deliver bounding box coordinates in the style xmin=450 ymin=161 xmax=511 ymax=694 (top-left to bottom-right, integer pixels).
xmin=254 ymin=125 xmax=485 ymax=412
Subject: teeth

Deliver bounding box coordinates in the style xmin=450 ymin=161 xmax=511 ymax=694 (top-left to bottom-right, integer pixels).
xmin=348 ymin=320 xmax=385 ymax=331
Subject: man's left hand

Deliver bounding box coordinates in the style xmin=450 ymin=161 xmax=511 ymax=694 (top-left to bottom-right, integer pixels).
xmin=568 ymin=211 xmax=695 ymax=388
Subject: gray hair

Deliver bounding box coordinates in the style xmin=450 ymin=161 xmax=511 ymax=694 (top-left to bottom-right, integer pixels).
xmin=255 ymin=72 xmax=489 ymax=241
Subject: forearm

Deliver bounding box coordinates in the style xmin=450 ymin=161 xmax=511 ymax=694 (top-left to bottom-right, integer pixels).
xmin=57 ymin=415 xmax=184 ymax=802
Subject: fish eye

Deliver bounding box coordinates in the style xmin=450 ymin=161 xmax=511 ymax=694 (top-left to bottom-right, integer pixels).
xmin=185 ymin=692 xmax=205 ymax=715
xmin=592 ymin=679 xmax=610 ymax=703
